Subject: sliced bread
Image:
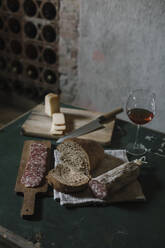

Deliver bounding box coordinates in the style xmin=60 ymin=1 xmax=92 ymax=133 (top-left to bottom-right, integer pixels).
xmin=46 ymin=138 xmax=105 ymax=193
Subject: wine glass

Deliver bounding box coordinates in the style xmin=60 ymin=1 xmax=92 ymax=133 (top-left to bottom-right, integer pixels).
xmin=126 ymin=89 xmax=156 ymax=156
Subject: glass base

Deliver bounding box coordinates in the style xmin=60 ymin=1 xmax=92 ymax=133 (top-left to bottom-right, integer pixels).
xmin=126 ymin=142 xmax=147 ymax=156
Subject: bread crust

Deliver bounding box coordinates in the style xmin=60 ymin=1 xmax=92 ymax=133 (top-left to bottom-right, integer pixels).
xmin=46 ymin=168 xmax=89 ymax=193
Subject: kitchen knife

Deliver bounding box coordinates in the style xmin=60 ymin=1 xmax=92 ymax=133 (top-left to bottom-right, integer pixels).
xmin=56 ymin=107 xmax=123 ymax=144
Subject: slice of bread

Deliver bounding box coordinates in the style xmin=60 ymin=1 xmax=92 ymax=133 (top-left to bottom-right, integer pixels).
xmin=46 ymin=138 xmax=105 ymax=193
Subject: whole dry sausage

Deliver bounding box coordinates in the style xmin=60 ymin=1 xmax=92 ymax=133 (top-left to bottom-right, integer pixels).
xmin=89 ymin=159 xmax=143 ymax=200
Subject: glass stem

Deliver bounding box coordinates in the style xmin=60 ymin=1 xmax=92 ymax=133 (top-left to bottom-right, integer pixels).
xmin=134 ymin=125 xmax=140 ymax=149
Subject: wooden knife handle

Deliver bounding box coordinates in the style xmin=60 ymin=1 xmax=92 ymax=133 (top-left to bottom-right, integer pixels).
xmin=99 ymin=107 xmax=123 ymax=123
xmin=21 ymin=191 xmax=36 ymax=217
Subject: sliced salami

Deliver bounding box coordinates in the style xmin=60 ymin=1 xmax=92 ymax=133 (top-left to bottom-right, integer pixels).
xmin=21 ymin=143 xmax=48 ymax=188
xmin=88 ymin=180 xmax=107 ymax=200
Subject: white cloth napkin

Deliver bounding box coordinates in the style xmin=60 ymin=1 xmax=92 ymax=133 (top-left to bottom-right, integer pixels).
xmin=53 ymin=149 xmax=145 ymax=206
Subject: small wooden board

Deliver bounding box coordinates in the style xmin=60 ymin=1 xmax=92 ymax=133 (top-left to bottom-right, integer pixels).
xmin=15 ymin=140 xmax=51 ymax=217
xmin=21 ymin=104 xmax=115 ymax=145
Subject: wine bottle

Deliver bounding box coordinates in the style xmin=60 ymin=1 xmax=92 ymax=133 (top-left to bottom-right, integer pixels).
xmin=42 ymin=25 xmax=56 ymax=42
xmin=25 ymin=44 xmax=38 ymax=60
xmin=11 ymin=60 xmax=23 ymax=74
xmin=0 ymin=57 xmax=6 ymax=70
xmin=24 ymin=0 xmax=37 ymax=17
xmin=10 ymin=40 xmax=22 ymax=54
xmin=8 ymin=18 xmax=20 ymax=34
xmin=7 ymin=0 xmax=19 ymax=12
xmin=42 ymin=2 xmax=56 ymax=20
xmin=0 ymin=78 xmax=11 ymax=91
xmin=44 ymin=69 xmax=56 ymax=84
xmin=43 ymin=48 xmax=56 ymax=64
xmin=26 ymin=65 xmax=38 ymax=79
xmin=0 ymin=18 xmax=3 ymax=30
xmin=0 ymin=38 xmax=5 ymax=50
xmin=24 ymin=22 xmax=37 ymax=39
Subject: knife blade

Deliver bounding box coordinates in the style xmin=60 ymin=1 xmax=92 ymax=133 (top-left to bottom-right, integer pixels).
xmin=56 ymin=107 xmax=123 ymax=144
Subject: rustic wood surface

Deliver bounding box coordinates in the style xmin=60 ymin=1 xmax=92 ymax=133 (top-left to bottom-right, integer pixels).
xmin=15 ymin=140 xmax=51 ymax=217
xmin=21 ymin=104 xmax=116 ymax=144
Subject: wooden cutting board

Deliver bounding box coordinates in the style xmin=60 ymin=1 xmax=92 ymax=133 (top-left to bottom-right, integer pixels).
xmin=21 ymin=104 xmax=116 ymax=144
xmin=15 ymin=140 xmax=51 ymax=217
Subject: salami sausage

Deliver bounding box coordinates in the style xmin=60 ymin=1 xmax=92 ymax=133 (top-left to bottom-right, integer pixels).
xmin=89 ymin=159 xmax=142 ymax=200
xmin=21 ymin=143 xmax=48 ymax=187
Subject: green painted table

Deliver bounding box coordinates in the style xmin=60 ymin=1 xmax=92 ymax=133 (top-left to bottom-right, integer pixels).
xmin=0 ymin=105 xmax=165 ymax=248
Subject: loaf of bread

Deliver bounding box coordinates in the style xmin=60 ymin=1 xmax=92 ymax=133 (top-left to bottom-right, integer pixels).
xmin=46 ymin=138 xmax=105 ymax=193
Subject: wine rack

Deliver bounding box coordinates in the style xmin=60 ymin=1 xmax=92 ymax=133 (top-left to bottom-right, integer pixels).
xmin=0 ymin=0 xmax=60 ymax=102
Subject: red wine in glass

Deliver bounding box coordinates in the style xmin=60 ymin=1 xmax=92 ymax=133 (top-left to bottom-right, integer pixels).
xmin=127 ymin=108 xmax=154 ymax=125
xmin=126 ymin=89 xmax=156 ymax=156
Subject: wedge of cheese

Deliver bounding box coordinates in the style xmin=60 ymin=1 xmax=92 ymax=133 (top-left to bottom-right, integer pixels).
xmin=45 ymin=93 xmax=60 ymax=117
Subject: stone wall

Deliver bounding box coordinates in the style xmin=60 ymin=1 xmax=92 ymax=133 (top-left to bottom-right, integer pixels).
xmin=59 ymin=0 xmax=165 ymax=132
xmin=59 ymin=0 xmax=79 ymax=103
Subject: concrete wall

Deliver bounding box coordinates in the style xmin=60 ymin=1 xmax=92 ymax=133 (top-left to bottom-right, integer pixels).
xmin=59 ymin=0 xmax=79 ymax=103
xmin=60 ymin=0 xmax=165 ymax=132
